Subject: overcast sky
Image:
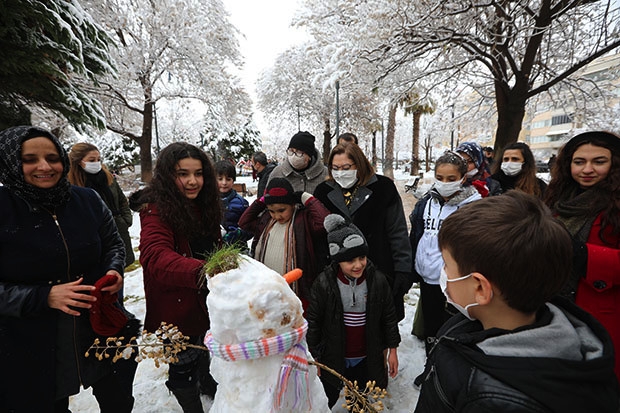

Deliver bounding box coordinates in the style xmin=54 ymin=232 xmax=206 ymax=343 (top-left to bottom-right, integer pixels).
xmin=223 ymin=0 xmax=309 ymax=140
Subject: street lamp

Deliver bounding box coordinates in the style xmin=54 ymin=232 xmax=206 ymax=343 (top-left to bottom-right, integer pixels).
xmin=335 ymin=80 xmax=340 ymax=139
xmin=450 ymin=104 xmax=455 ymax=150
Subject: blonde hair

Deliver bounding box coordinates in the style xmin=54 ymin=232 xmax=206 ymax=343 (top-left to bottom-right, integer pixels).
xmin=68 ymin=142 xmax=113 ymax=186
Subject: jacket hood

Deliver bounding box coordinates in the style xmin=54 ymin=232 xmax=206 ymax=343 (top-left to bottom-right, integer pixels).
xmin=443 ymin=297 xmax=619 ymax=412
xmin=128 ymin=188 xmax=154 ymax=211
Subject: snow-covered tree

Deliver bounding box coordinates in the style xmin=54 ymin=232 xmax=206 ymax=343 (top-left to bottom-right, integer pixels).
xmin=0 ymin=0 xmax=115 ymax=130
xmin=202 ymin=118 xmax=261 ymax=163
xmin=361 ymin=0 xmax=620 ymax=156
xmin=82 ymin=0 xmax=251 ymax=182
xmin=295 ymin=0 xmax=620 ymax=159
xmin=257 ymin=38 xmax=382 ymax=163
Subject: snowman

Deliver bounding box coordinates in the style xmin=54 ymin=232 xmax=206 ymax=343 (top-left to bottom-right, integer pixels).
xmin=204 ymin=256 xmax=330 ymax=412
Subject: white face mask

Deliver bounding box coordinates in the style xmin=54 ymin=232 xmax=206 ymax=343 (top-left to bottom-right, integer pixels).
xmin=465 ymin=168 xmax=478 ymax=178
xmin=433 ymin=179 xmax=463 ymax=198
xmin=439 ymin=267 xmax=479 ymax=321
xmin=332 ymin=169 xmax=358 ymax=189
xmin=83 ymin=161 xmax=102 ymax=174
xmin=288 ymin=154 xmax=308 ymax=170
xmin=501 ymin=162 xmax=523 ymax=176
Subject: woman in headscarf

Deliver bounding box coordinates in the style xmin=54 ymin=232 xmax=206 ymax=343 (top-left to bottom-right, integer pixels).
xmin=456 ymin=141 xmax=501 ymax=197
xmin=0 ymin=126 xmax=133 ymax=412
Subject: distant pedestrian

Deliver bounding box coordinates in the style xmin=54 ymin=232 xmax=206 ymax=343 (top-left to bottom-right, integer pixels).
xmin=338 ymin=132 xmax=359 ymax=145
xmin=252 ymin=151 xmax=276 ymax=197
xmin=482 ymin=146 xmax=495 ymax=173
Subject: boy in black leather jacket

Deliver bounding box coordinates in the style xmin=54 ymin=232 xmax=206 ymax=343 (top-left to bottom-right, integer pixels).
xmin=415 ymin=190 xmax=619 ymax=413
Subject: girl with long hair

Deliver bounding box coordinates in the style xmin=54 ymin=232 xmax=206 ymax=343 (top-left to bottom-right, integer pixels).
xmin=68 ymin=142 xmax=135 ymax=268
xmin=545 ymin=130 xmax=620 ymax=381
xmin=491 ymin=141 xmax=547 ymax=198
xmin=130 ymin=142 xmax=222 ymax=412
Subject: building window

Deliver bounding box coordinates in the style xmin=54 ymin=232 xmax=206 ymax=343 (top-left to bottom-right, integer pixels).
xmin=552 ymin=114 xmax=573 ymax=125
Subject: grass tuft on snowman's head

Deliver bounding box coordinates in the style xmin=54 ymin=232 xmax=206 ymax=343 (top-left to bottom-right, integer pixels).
xmin=198 ymin=244 xmax=242 ymax=288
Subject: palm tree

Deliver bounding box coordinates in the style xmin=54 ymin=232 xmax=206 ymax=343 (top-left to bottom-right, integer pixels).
xmin=400 ymin=93 xmax=435 ymax=176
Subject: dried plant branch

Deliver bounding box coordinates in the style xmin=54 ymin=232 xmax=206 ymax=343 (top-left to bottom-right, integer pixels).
xmin=309 ymin=360 xmax=386 ymax=412
xmin=87 ymin=322 xmax=387 ymax=411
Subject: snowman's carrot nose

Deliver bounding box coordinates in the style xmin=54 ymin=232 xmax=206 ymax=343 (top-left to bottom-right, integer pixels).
xmin=283 ymin=268 xmax=303 ymax=284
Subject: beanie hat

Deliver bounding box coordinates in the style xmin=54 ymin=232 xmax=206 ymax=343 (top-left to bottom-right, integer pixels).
xmin=288 ymin=131 xmax=317 ymax=158
xmin=264 ymin=178 xmax=297 ymax=205
xmin=89 ymin=274 xmax=128 ymax=336
xmin=324 ymin=214 xmax=368 ymax=263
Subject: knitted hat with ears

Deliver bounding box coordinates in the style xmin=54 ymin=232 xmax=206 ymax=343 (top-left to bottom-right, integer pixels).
xmin=324 ymin=214 xmax=368 ymax=263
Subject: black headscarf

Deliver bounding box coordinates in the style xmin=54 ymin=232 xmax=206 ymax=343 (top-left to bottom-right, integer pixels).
xmin=0 ymin=125 xmax=72 ymax=208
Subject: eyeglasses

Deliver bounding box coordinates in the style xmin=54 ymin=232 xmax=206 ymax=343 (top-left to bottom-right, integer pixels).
xmin=332 ymin=163 xmax=355 ymax=171
xmin=286 ymin=149 xmax=305 ymax=157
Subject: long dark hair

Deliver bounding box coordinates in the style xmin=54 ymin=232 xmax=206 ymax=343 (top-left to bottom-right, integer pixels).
xmin=502 ymin=142 xmax=541 ymax=197
xmin=545 ymin=131 xmax=620 ymax=242
xmin=144 ymin=142 xmax=221 ymax=239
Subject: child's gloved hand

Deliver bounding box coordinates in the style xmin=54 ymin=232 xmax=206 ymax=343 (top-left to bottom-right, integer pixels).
xmin=300 ymin=192 xmax=313 ymax=205
xmin=223 ymin=228 xmax=243 ymax=244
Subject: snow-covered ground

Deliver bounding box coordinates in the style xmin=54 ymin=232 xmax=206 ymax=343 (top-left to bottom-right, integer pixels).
xmin=69 ymin=172 xmax=425 ymax=412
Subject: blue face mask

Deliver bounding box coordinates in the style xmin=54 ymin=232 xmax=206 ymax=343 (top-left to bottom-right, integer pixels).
xmin=439 ymin=268 xmax=479 ymax=321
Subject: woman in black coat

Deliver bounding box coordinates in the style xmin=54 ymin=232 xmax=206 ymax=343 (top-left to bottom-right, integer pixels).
xmin=313 ymin=143 xmax=413 ymax=321
xmin=0 ymin=126 xmax=131 ymax=412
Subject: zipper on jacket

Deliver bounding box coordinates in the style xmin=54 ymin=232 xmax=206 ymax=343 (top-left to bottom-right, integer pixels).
xmin=44 ymin=208 xmax=84 ymax=386
xmin=431 ymin=364 xmax=455 ymax=411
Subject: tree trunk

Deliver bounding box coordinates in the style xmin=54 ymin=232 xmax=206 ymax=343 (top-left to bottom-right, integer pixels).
xmin=139 ymin=78 xmax=154 ymax=183
xmin=371 ymin=130 xmax=377 ymax=167
xmin=424 ymin=133 xmax=432 ymax=172
xmin=493 ymin=82 xmax=527 ymax=159
xmin=411 ymin=111 xmax=421 ymax=176
xmin=383 ymin=104 xmax=396 ymax=179
xmin=322 ymin=116 xmax=331 ymax=164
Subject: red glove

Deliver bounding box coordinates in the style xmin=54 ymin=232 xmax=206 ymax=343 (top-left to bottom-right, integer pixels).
xmin=89 ymin=274 xmax=128 ymax=336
